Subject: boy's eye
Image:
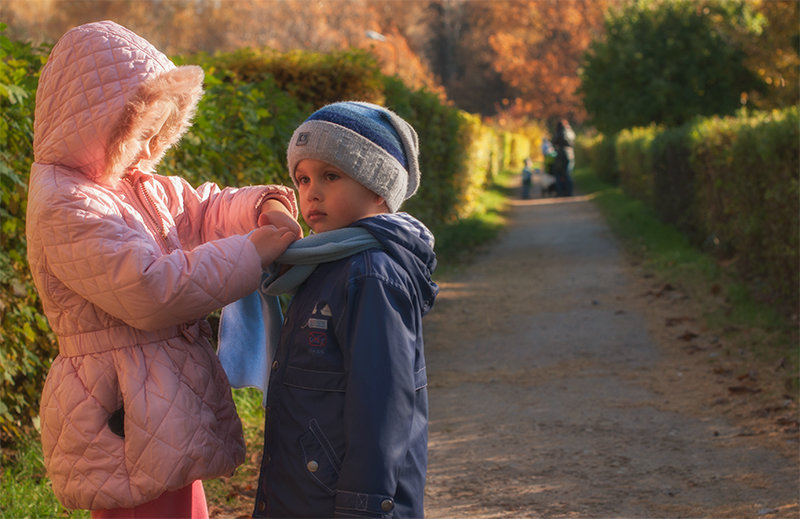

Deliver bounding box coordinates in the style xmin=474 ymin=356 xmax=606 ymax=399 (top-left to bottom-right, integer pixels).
xmin=296 ymin=175 xmax=309 ymax=184
xmin=324 ymin=172 xmax=339 ymax=181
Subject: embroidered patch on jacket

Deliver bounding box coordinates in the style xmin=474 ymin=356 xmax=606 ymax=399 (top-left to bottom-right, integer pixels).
xmin=306 ymin=318 xmax=327 ymax=330
xmin=308 ymin=331 xmax=327 ymax=349
xmin=304 ymin=302 xmax=332 ymax=352
xmin=296 ymin=132 xmax=310 ymax=146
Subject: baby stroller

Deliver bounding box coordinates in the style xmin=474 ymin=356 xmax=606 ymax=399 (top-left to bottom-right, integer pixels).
xmin=538 ymin=146 xmax=558 ymax=197
xmin=535 ymin=167 xmax=557 ymax=197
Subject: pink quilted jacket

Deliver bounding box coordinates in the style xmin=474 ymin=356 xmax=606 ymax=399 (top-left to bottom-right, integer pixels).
xmin=26 ymin=21 xmax=297 ymax=510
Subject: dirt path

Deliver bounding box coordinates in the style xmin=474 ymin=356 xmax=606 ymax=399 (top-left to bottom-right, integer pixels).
xmin=422 ymin=191 xmax=799 ymax=518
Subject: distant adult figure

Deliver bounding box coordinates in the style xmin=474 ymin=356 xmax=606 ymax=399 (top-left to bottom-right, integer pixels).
xmin=551 ymin=119 xmax=575 ymax=197
xmin=541 ymin=137 xmax=556 ymax=178
xmin=521 ymin=157 xmax=534 ymax=199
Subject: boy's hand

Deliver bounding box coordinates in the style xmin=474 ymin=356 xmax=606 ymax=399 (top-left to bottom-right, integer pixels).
xmin=248 ymin=224 xmax=298 ymax=270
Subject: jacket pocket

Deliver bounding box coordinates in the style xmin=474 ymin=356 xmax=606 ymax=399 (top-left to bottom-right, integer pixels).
xmin=284 ymin=365 xmax=346 ymax=392
xmin=297 ymin=418 xmax=342 ymax=495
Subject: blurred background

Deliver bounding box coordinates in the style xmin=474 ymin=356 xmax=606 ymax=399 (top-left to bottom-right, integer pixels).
xmin=3 ymin=0 xmax=797 ymax=129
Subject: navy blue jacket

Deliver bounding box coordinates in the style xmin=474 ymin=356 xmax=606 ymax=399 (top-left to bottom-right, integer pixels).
xmin=254 ymin=213 xmax=438 ymax=518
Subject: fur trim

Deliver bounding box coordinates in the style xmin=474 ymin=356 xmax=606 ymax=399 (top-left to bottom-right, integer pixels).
xmin=106 ymin=65 xmax=204 ymax=182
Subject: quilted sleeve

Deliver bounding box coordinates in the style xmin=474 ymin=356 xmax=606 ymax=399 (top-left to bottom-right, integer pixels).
xmin=161 ymin=175 xmax=298 ymax=250
xmin=38 ymin=188 xmax=264 ymax=331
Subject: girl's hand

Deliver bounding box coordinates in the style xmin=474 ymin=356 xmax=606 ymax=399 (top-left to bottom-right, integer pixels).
xmin=258 ymin=200 xmax=303 ymax=240
xmin=258 ymin=210 xmax=303 ymax=240
xmin=248 ymin=224 xmax=298 ymax=269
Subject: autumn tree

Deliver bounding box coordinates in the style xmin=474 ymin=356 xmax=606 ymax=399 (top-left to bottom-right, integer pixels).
xmin=743 ymin=0 xmax=799 ymax=110
xmin=478 ymin=0 xmax=609 ymax=125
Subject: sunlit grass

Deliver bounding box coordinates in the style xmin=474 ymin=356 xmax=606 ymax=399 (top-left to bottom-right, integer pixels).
xmin=0 ymin=437 xmax=89 ymax=519
xmin=573 ymin=167 xmax=798 ymax=387
xmin=431 ymin=169 xmax=515 ymax=277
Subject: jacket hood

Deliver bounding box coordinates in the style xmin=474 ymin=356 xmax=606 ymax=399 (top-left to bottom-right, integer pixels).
xmin=33 ymin=20 xmax=204 ymax=184
xmin=353 ymin=213 xmax=439 ymax=314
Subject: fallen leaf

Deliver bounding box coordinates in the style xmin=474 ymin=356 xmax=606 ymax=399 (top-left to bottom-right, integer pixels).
xmin=665 ymin=316 xmax=694 ymax=326
xmin=728 ymin=385 xmax=762 ymax=394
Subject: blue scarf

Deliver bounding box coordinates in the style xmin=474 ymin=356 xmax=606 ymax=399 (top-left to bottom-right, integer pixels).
xmin=217 ymin=228 xmax=382 ymax=406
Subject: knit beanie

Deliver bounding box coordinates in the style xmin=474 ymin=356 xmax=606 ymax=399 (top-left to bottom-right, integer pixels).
xmin=287 ymin=101 xmax=420 ymax=212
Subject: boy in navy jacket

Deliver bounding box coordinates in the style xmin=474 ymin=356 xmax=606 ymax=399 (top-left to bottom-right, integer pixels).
xmin=254 ymin=102 xmax=438 ymax=518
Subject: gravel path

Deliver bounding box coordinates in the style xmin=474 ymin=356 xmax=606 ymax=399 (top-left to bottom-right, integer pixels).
xmin=422 ymin=191 xmax=799 ymax=518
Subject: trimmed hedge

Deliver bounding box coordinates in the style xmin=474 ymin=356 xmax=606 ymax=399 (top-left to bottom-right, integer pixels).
xmin=616 ymin=125 xmax=657 ymax=206
xmin=576 ymin=132 xmax=617 ymax=184
xmin=0 ymin=29 xmax=52 ymax=442
xmin=578 ymin=107 xmax=799 ymax=314
xmin=690 ymin=108 xmax=799 ymax=306
xmin=0 ymin=31 xmax=532 ymax=443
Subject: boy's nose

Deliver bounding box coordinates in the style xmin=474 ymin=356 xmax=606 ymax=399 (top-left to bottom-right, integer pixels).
xmin=305 ymin=182 xmax=321 ymax=200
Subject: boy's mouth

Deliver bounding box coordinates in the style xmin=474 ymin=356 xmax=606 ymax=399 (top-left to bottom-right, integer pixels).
xmin=304 ymin=210 xmax=326 ymax=221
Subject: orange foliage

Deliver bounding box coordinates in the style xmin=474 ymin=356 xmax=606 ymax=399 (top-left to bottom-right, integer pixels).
xmin=474 ymin=0 xmax=610 ymax=125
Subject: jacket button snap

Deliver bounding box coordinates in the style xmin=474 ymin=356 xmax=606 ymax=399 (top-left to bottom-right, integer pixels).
xmin=272 ymin=360 xmax=279 ymax=371
xmin=257 ymin=501 xmax=266 ymax=512
xmin=380 ymin=498 xmax=394 ymax=512
xmin=306 ymin=460 xmax=319 ymax=472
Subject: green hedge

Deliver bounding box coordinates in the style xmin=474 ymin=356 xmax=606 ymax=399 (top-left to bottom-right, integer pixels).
xmin=578 ymin=107 xmax=799 ymax=314
xmin=0 ymin=27 xmax=52 ymax=442
xmin=575 ymin=132 xmax=617 ymax=184
xmin=651 ymin=125 xmax=700 ymax=243
xmin=0 ymin=29 xmax=530 ymax=443
xmin=690 ymin=108 xmax=799 ymax=306
xmin=616 ymin=125 xmax=657 ymax=206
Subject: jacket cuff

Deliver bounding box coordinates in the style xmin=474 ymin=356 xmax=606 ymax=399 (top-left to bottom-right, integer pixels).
xmin=334 ymin=490 xmax=394 ymax=518
xmin=254 ymin=186 xmax=298 ymax=221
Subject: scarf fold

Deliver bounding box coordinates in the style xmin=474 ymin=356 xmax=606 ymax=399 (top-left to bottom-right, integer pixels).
xmin=217 ymin=228 xmax=382 ymax=406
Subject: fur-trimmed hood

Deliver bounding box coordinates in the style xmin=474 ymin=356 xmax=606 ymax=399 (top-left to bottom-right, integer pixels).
xmin=33 ymin=20 xmax=203 ymax=184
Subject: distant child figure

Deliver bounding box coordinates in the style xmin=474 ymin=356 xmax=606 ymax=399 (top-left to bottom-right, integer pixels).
xmin=521 ymin=157 xmax=534 ymax=199
xmin=252 ymin=102 xmax=439 ymax=518
xmin=26 ymin=21 xmax=301 ymax=518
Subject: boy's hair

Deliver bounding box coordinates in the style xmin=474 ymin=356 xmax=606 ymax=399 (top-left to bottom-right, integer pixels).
xmin=287 ymin=101 xmax=420 ymax=212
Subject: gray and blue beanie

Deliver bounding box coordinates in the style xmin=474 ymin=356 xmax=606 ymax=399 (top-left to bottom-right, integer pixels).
xmin=287 ymin=101 xmax=420 ymax=212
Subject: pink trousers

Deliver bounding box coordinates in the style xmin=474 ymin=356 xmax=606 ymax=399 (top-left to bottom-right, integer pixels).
xmin=91 ymin=480 xmax=208 ymax=519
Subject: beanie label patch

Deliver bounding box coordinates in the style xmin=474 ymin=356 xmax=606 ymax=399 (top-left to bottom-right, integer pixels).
xmin=296 ymin=132 xmax=310 ymax=146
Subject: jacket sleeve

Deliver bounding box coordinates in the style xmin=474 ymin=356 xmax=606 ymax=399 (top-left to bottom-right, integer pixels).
xmin=160 ymin=175 xmax=298 ymax=249
xmin=38 ymin=189 xmax=264 ymax=331
xmin=334 ymin=275 xmax=418 ymax=517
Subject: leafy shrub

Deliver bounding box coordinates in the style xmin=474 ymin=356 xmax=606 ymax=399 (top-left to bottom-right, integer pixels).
xmin=616 ymin=125 xmax=658 ymax=205
xmin=579 ymin=0 xmax=764 ymax=134
xmin=651 ymin=125 xmax=701 ymax=243
xmin=383 ymin=76 xmax=472 ymax=225
xmin=187 ymin=47 xmax=386 ymax=110
xmin=578 ymin=107 xmax=798 ymax=315
xmin=162 ymin=68 xmax=304 ymax=189
xmin=689 ymin=107 xmax=799 ymax=309
xmin=576 ymin=132 xmax=618 ymax=184
xmin=0 ymin=25 xmax=53 ymax=441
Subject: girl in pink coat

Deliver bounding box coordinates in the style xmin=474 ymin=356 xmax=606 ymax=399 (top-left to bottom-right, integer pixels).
xmin=26 ymin=20 xmax=301 ymax=518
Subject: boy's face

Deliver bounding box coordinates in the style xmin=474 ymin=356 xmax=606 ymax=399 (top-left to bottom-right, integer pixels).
xmin=295 ymin=159 xmax=387 ymax=233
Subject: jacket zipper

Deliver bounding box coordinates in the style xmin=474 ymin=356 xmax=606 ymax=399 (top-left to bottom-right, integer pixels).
xmin=124 ymin=175 xmax=172 ymax=253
